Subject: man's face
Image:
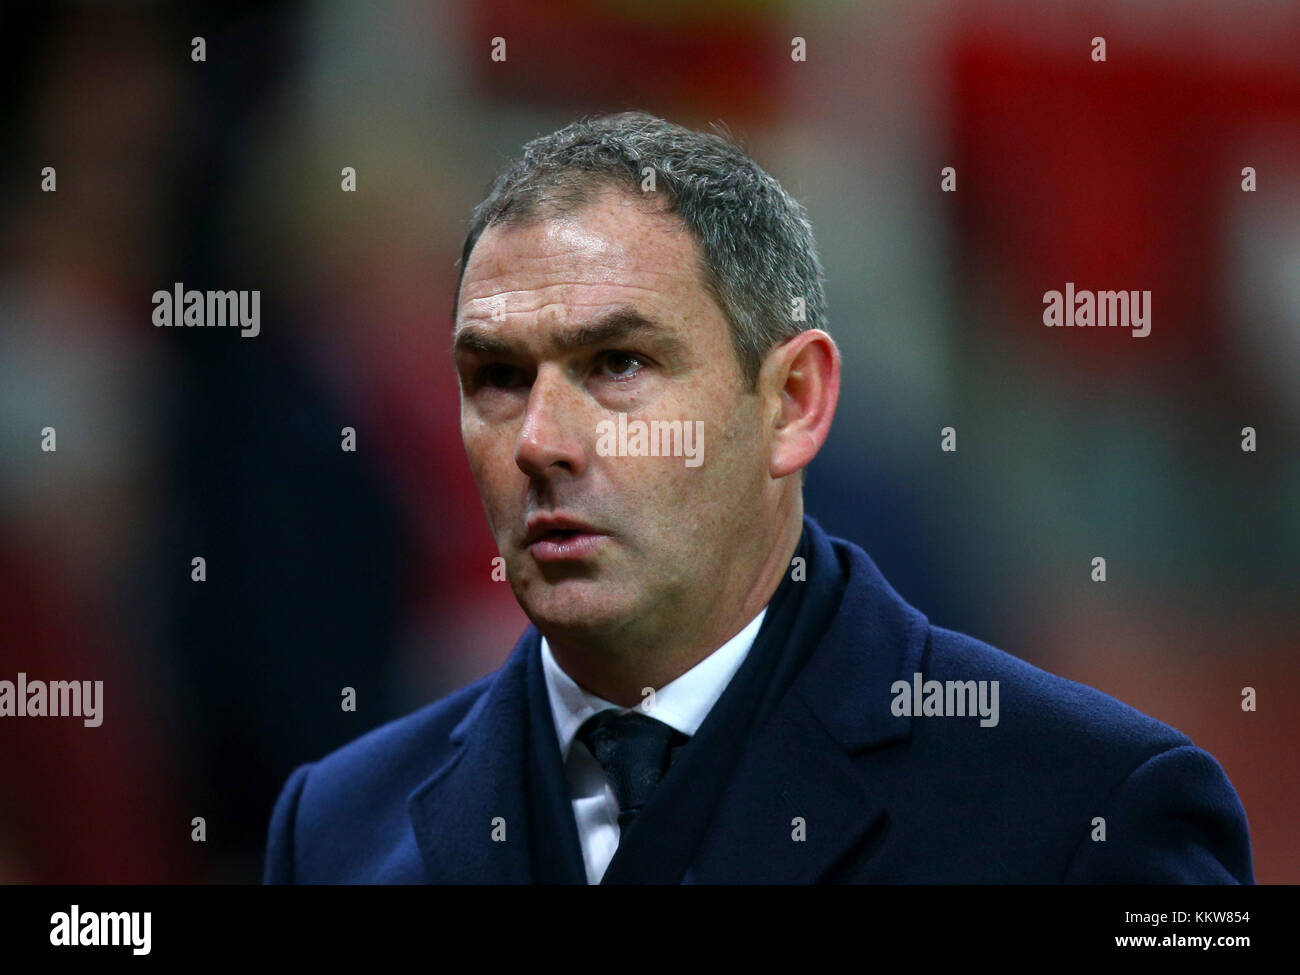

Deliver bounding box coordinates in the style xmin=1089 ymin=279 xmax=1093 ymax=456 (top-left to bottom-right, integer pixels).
xmin=453 ymin=187 xmax=774 ymax=646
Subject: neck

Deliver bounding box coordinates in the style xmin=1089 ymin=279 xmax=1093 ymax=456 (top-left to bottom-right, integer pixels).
xmin=547 ymin=497 xmax=804 ymax=707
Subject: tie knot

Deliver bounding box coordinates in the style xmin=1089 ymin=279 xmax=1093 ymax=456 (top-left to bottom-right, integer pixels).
xmin=576 ymin=710 xmax=689 ymax=830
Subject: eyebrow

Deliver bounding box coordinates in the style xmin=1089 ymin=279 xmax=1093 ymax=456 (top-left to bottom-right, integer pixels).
xmin=452 ymin=307 xmax=685 ymax=360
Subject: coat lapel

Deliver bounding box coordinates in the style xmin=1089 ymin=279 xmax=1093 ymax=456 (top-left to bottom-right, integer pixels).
xmin=406 ymin=629 xmax=541 ymax=884
xmin=684 ymin=530 xmax=930 ymax=883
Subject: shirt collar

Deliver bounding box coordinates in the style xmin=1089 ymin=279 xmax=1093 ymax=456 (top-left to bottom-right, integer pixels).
xmin=541 ymin=606 xmax=769 ymax=761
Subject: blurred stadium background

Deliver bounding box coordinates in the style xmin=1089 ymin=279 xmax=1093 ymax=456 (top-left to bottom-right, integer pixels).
xmin=0 ymin=0 xmax=1296 ymax=882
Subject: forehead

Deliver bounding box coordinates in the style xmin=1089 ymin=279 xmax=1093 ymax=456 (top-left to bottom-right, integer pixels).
xmin=455 ymin=188 xmax=714 ymax=333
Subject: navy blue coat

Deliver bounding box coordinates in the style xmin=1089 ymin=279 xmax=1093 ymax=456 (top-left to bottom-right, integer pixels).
xmin=263 ymin=515 xmax=1253 ymax=883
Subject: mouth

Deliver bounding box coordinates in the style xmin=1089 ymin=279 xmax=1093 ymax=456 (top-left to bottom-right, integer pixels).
xmin=523 ymin=517 xmax=610 ymax=563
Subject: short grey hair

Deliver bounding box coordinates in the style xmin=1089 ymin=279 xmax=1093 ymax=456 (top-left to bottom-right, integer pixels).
xmin=454 ymin=111 xmax=828 ymax=391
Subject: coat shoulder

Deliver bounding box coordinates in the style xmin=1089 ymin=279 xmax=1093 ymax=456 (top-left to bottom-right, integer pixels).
xmin=912 ymin=625 xmax=1251 ymax=882
xmin=308 ymin=672 xmax=494 ymax=788
xmin=924 ymin=622 xmax=1193 ymax=756
xmin=264 ymin=671 xmax=496 ymax=883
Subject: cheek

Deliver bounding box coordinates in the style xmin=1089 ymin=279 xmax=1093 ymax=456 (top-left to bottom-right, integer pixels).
xmin=463 ymin=451 xmax=518 ymax=538
xmin=622 ymin=435 xmax=717 ymax=516
xmin=463 ymin=419 xmax=512 ymax=483
xmin=694 ymin=410 xmax=765 ymax=501
xmin=462 ymin=437 xmax=489 ymax=493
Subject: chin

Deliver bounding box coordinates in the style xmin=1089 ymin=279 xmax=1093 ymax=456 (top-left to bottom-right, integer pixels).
xmin=520 ymin=581 xmax=635 ymax=638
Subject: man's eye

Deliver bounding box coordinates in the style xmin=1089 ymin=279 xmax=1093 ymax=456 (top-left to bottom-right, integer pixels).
xmin=477 ymin=363 xmax=526 ymax=388
xmin=597 ymin=350 xmax=644 ymax=380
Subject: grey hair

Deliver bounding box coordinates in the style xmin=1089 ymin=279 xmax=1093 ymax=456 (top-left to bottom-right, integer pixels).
xmin=453 ymin=111 xmax=828 ymax=391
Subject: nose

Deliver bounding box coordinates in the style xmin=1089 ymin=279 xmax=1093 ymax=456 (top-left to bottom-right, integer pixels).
xmin=514 ymin=364 xmax=588 ymax=480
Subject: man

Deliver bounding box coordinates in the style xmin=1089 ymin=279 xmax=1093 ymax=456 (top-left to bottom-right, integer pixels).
xmin=264 ymin=112 xmax=1253 ymax=884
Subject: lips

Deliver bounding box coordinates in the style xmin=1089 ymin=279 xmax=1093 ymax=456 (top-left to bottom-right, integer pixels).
xmin=523 ymin=515 xmax=609 ymax=562
xmin=523 ymin=515 xmax=604 ymax=547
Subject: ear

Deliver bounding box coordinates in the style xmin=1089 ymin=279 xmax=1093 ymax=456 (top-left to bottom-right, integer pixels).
xmin=760 ymin=329 xmax=841 ymax=479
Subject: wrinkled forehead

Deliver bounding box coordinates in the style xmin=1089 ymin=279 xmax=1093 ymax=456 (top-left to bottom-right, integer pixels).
xmin=455 ymin=190 xmax=709 ymax=328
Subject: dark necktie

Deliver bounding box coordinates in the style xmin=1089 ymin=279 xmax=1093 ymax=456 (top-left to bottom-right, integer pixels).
xmin=576 ymin=710 xmax=689 ymax=832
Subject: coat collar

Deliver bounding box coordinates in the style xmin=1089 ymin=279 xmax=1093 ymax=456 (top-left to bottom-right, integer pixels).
xmin=683 ymin=526 xmax=930 ymax=882
xmin=407 ymin=515 xmax=930 ymax=883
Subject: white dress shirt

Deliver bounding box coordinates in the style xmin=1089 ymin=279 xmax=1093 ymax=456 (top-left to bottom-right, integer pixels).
xmin=539 ymin=607 xmax=769 ymax=884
